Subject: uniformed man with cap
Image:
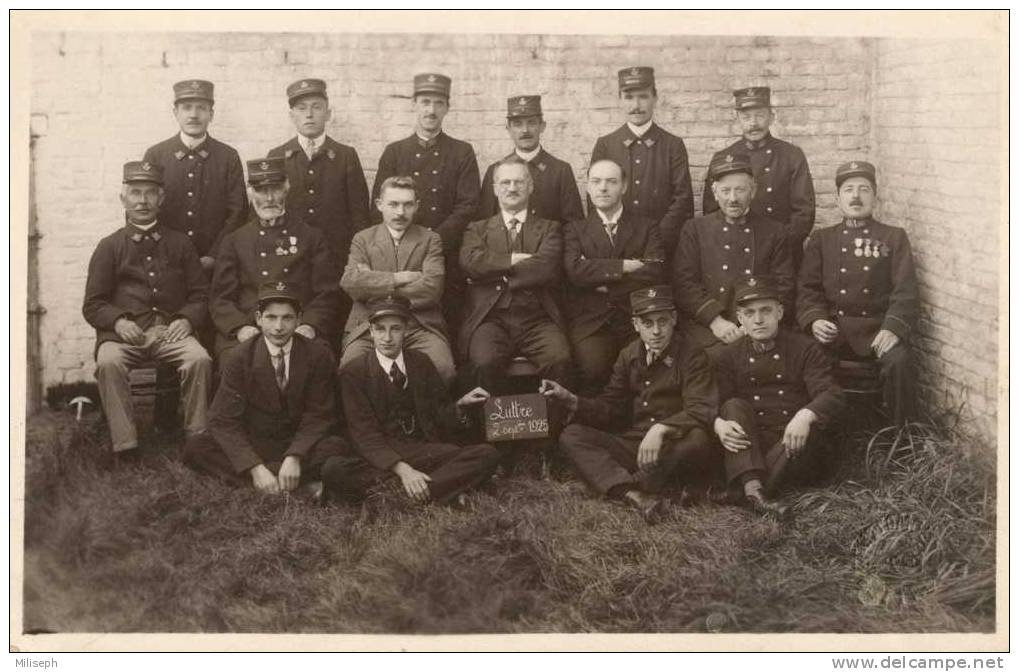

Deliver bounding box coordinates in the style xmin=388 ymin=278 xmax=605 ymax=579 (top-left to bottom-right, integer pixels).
xmin=674 ymin=152 xmax=794 ymax=357
xmin=329 ymin=295 xmax=501 ymax=506
xmin=797 ymin=161 xmax=919 ymax=426
xmin=83 ymin=161 xmax=213 ymax=459
xmin=267 ymin=78 xmax=370 ymax=269
xmin=477 ymin=95 xmax=584 ymax=225
xmin=210 ymin=157 xmax=340 ymax=360
xmin=702 ymin=87 xmax=815 ymax=271
xmin=372 ymin=73 xmax=481 ymax=323
xmin=183 ymin=280 xmax=349 ymax=496
xmin=541 ymin=286 xmax=717 ymax=524
xmin=143 ymin=79 xmax=247 ymax=269
xmin=564 ymin=158 xmax=665 ymax=395
xmin=590 ymin=67 xmax=694 ymax=260
xmin=714 ymin=277 xmax=847 ymax=517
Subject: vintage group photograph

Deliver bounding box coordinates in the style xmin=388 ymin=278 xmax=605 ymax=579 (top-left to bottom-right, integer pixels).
xmin=10 ymin=10 xmax=1006 ymax=651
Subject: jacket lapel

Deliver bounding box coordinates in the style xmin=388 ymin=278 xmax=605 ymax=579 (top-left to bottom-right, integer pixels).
xmin=613 ymin=212 xmax=636 ymax=256
xmin=370 ymin=224 xmax=399 ymax=270
xmin=396 ymin=225 xmax=424 ymax=271
xmin=585 ymin=212 xmax=614 ymax=257
xmin=284 ymin=337 xmax=309 ymax=413
xmin=485 ymin=214 xmax=510 ymax=255
xmin=520 ymin=216 xmax=544 ymax=254
xmin=251 ymin=338 xmax=283 ymax=412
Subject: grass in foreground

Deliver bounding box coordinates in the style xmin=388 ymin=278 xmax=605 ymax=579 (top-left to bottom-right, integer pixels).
xmin=21 ymin=408 xmax=995 ymax=634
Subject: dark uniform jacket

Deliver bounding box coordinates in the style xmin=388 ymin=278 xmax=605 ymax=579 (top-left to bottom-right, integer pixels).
xmin=340 ymin=349 xmax=466 ymax=471
xmin=563 ymin=209 xmax=664 ymax=343
xmin=458 ymin=214 xmax=566 ymax=359
xmin=702 ymin=134 xmax=815 ymax=253
xmin=715 ymin=329 xmax=846 ymax=431
xmin=142 ymin=135 xmax=248 ymax=258
xmin=674 ymin=210 xmax=795 ymax=327
xmin=478 ymin=148 xmax=584 ymax=225
xmin=83 ymin=222 xmax=208 ymax=355
xmin=372 ymin=132 xmax=481 ymax=255
xmin=267 ymin=135 xmax=370 ymax=267
xmin=797 ymin=218 xmax=919 ymax=357
xmin=573 ymin=334 xmax=717 ymax=438
xmin=211 ymin=213 xmax=340 ymax=342
xmin=590 ymin=123 xmax=695 ymax=255
xmin=209 ymin=334 xmax=336 ymax=474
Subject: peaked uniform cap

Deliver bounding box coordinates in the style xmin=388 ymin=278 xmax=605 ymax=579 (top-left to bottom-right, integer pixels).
xmin=173 ymin=79 xmax=214 ymax=103
xmin=286 ymin=78 xmax=328 ymax=105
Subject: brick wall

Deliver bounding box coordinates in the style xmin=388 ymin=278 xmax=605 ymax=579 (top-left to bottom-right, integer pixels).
xmin=871 ymin=38 xmax=1003 ymax=443
xmin=28 ymin=31 xmax=1001 ymax=442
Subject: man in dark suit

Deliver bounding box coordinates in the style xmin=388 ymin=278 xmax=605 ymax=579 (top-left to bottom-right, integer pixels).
xmin=797 ymin=161 xmax=919 ymax=426
xmin=715 ymin=277 xmax=847 ymax=517
xmin=143 ymin=79 xmax=247 ymax=270
xmin=267 ymin=78 xmax=370 ymax=270
xmin=330 ymin=296 xmax=500 ymax=505
xmin=674 ymin=153 xmax=794 ymax=358
xmin=702 ymin=87 xmax=815 ymax=272
xmin=590 ymin=67 xmax=694 ymax=259
xmin=564 ymin=158 xmax=665 ymax=395
xmin=184 ymin=281 xmax=347 ymax=494
xmin=83 ymin=161 xmax=213 ymax=458
xmin=210 ymin=157 xmax=340 ymax=360
xmin=477 ymin=95 xmax=584 ymax=225
xmin=459 ymin=156 xmax=572 ymax=393
xmin=542 ymin=286 xmax=717 ymax=524
xmin=372 ymin=73 xmax=480 ymax=324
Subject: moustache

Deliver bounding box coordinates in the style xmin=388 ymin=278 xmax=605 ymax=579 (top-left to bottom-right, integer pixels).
xmin=850 ymin=200 xmax=863 ymax=206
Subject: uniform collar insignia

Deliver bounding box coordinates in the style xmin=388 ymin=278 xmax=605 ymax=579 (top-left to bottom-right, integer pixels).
xmin=284 ymin=149 xmax=295 ymax=159
xmin=174 ymin=150 xmax=185 ymax=160
xmin=151 ymin=230 xmax=161 ymax=241
xmin=663 ymin=355 xmax=674 ymax=368
xmin=130 ymin=232 xmax=143 ymax=242
xmin=622 ymin=137 xmax=634 ymax=148
xmin=643 ymin=135 xmax=656 ymax=147
xmin=198 ymin=149 xmax=209 ymax=159
xmin=327 ymin=148 xmax=336 ymax=160
xmin=537 ymin=162 xmax=546 ymax=171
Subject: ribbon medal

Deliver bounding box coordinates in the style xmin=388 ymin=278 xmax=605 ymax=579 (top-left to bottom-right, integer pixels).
xmin=854 ymin=237 xmax=864 ymax=257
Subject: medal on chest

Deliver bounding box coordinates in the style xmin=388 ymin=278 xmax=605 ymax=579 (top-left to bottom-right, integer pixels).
xmin=854 ymin=237 xmax=864 ymax=257
xmin=275 ymin=235 xmax=298 ymax=256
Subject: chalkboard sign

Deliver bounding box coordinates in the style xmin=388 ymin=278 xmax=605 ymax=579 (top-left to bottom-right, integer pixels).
xmin=484 ymin=393 xmax=550 ymax=442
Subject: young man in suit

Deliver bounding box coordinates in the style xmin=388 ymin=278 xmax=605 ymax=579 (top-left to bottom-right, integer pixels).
xmin=339 ymin=175 xmax=455 ymax=383
xmin=183 ymin=281 xmax=347 ymax=495
xmin=459 ymin=156 xmax=572 ymax=393
xmin=330 ymin=296 xmax=500 ymax=506
xmin=564 ymin=158 xmax=665 ymax=395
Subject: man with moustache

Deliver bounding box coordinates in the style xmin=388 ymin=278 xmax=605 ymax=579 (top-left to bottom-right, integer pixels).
xmin=183 ymin=281 xmax=349 ymax=496
xmin=477 ymin=95 xmax=584 ymax=225
xmin=702 ymin=87 xmax=815 ymax=271
xmin=267 ymin=78 xmax=370 ymax=269
xmin=564 ymin=158 xmax=665 ymax=394
xmin=339 ymin=176 xmax=455 ymax=383
xmin=372 ymin=73 xmax=481 ymax=323
xmin=714 ymin=277 xmax=846 ymax=518
xmin=210 ymin=158 xmax=340 ymax=361
xmin=674 ymin=153 xmax=794 ymax=358
xmin=459 ymin=156 xmax=572 ymax=393
xmin=541 ymin=286 xmax=717 ymax=525
xmin=83 ymin=161 xmax=212 ymax=459
xmin=330 ymin=295 xmax=501 ymax=506
xmin=143 ymin=80 xmax=247 ymax=270
xmin=797 ymin=161 xmax=919 ymax=426
xmin=590 ymin=67 xmax=694 ymax=259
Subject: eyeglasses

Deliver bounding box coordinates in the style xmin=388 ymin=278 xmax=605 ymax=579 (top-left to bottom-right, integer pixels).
xmin=497 ymin=179 xmax=530 ymax=188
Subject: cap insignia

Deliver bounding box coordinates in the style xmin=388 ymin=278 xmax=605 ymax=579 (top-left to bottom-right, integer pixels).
xmin=259 ymin=161 xmax=269 ymax=170
xmin=427 ymin=74 xmax=437 ymax=83
xmin=275 ymin=282 xmax=286 ymax=291
xmin=190 ymin=81 xmax=200 ymax=90
xmin=518 ymin=97 xmax=527 ymax=105
xmin=630 ymin=67 xmax=640 ymax=76
xmin=300 ymin=80 xmax=309 ymax=89
xmin=748 ymin=277 xmax=757 ymax=286
xmin=850 ymin=162 xmax=859 ymax=170
xmin=141 ymin=162 xmax=152 ymax=171
xmin=647 ymin=288 xmax=657 ymax=298
xmin=747 ymin=88 xmax=756 ymax=97
xmin=725 ymin=154 xmax=734 ymax=163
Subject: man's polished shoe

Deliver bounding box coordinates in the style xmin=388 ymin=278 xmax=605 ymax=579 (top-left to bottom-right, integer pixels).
xmin=744 ymin=491 xmax=790 ymax=520
xmin=623 ymin=490 xmax=665 ymax=525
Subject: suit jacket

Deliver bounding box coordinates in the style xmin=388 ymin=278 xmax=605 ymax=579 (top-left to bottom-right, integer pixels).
xmin=590 ymin=123 xmax=694 ymax=256
xmin=340 ymin=349 xmax=466 ymax=471
xmin=340 ymin=223 xmax=448 ymax=349
xmin=715 ymin=329 xmax=846 ymax=431
xmin=143 ymin=134 xmax=248 ymax=258
xmin=371 ymin=132 xmax=481 ymax=256
xmin=478 ymin=148 xmax=584 ymax=225
xmin=210 ymin=213 xmax=340 ymax=342
xmin=209 ymin=334 xmax=337 ymax=474
xmin=458 ymin=213 xmax=566 ymax=358
xmin=563 ymin=209 xmax=664 ymax=343
xmin=673 ymin=210 xmax=795 ymax=326
xmin=83 ymin=222 xmax=208 ymax=355
xmin=573 ymin=334 xmax=717 ymax=438
xmin=267 ymin=135 xmax=370 ymax=267
xmin=702 ymin=134 xmax=815 ymax=251
xmin=797 ymin=218 xmax=919 ymax=356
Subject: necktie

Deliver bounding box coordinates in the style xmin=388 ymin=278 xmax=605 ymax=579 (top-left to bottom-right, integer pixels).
xmin=508 ymin=218 xmax=519 ymax=245
xmin=604 ymin=222 xmax=617 ymax=245
xmin=390 ymin=361 xmax=406 ymax=389
xmin=306 ymin=137 xmax=317 ymax=159
xmin=273 ymin=352 xmax=287 ymax=390
xmin=647 ymin=350 xmax=658 ymax=367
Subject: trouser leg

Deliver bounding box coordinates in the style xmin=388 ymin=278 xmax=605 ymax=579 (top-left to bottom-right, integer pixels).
xmin=517 ymin=316 xmax=573 ymax=388
xmin=409 ymin=442 xmax=501 ymax=504
xmin=719 ymin=397 xmax=767 ymax=485
xmin=405 ymin=325 xmax=457 ymax=385
xmin=302 ymin=435 xmax=349 ymax=484
xmin=338 ymin=334 xmax=373 ymax=373
xmin=94 ymin=341 xmax=145 ymax=452
xmin=153 ymin=335 xmax=212 ymax=437
xmin=558 ymin=424 xmax=637 ymax=496
xmin=879 ymin=343 xmax=915 ymax=426
xmin=640 ymin=427 xmax=716 ymax=493
xmin=467 ymin=320 xmax=514 ymax=393
xmin=572 ymin=329 xmax=620 ymax=397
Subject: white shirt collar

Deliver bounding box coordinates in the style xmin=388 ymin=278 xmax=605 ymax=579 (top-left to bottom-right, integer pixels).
xmin=596 ymin=205 xmax=624 ymax=225
xmin=501 ymin=209 xmax=528 ymax=228
xmin=375 ymin=349 xmax=407 ymax=382
xmin=415 ymin=130 xmax=440 ymax=144
xmin=179 ymin=132 xmax=207 ymax=149
xmin=515 ymin=146 xmax=541 ymax=162
xmin=300 ymin=132 xmax=327 ymax=152
xmin=627 ymin=120 xmax=653 ymax=138
xmin=264 ymin=337 xmax=293 ymax=359
xmin=130 ymin=220 xmax=158 ymax=232
xmin=384 ymin=223 xmax=408 ymax=242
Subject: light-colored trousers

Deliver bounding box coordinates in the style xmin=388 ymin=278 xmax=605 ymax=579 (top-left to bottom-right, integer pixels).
xmin=95 ymin=327 xmax=212 ymax=452
xmin=339 ymin=325 xmax=456 ymax=384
